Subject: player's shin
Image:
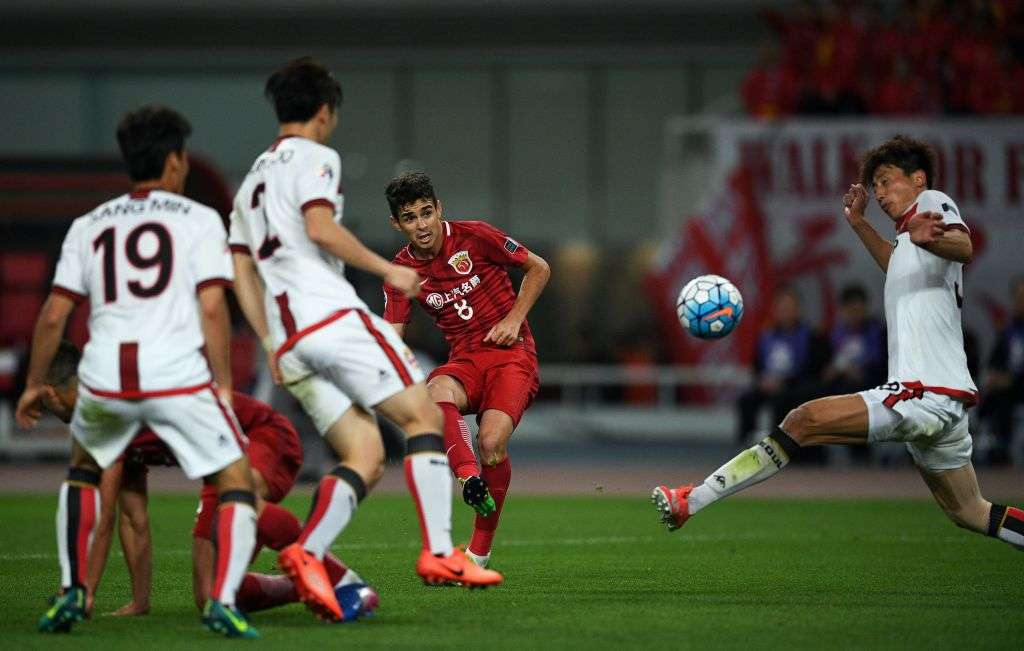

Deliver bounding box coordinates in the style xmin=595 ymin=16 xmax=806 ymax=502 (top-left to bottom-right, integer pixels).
xmin=687 ymin=428 xmax=799 ymax=515
xmin=439 ymin=402 xmax=479 ymax=480
xmin=297 ymin=466 xmax=367 ymax=558
xmin=57 ymin=467 xmax=101 ymax=590
xmin=469 ymin=457 xmax=511 ymax=559
xmin=256 ymin=502 xmax=302 ymax=551
xmin=404 ymin=434 xmax=454 ymax=556
xmin=211 ymin=491 xmax=258 ymax=606
xmin=987 ymin=504 xmax=1024 ymax=550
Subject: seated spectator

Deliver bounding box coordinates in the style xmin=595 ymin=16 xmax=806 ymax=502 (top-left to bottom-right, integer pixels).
xmin=736 ymin=285 xmax=829 ymax=448
xmin=979 ymin=278 xmax=1024 ymax=463
xmin=822 ymin=284 xmax=886 ymax=395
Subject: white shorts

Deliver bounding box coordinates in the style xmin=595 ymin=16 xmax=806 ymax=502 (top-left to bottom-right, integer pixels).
xmin=72 ymin=385 xmax=245 ymax=479
xmin=858 ymin=382 xmax=972 ymax=472
xmin=278 ymin=309 xmax=424 ymax=435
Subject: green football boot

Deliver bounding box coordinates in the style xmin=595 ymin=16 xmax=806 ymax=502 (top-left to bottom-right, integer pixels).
xmin=202 ymin=599 xmax=260 ymax=639
xmin=461 ymin=475 xmax=496 ymax=517
xmin=38 ymin=586 xmax=87 ymax=633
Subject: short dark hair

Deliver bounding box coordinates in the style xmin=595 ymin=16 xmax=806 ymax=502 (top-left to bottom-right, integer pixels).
xmin=116 ymin=105 xmax=192 ymax=182
xmin=45 ymin=340 xmax=81 ymax=388
xmin=265 ymin=57 xmax=343 ymax=123
xmin=859 ymin=134 xmax=938 ymax=189
xmin=840 ymin=284 xmax=868 ymax=305
xmin=385 ymin=172 xmax=437 ymax=218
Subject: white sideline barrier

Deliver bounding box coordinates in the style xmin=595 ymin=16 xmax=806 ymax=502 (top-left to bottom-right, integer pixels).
xmin=0 ymin=364 xmax=752 ymax=457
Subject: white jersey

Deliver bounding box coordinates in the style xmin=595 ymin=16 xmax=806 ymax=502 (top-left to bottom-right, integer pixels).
xmin=229 ymin=135 xmax=367 ymax=346
xmin=51 ymin=190 xmax=233 ymax=395
xmin=883 ymin=189 xmax=978 ymax=403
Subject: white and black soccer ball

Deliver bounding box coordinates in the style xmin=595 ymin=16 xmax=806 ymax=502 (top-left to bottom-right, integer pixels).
xmin=676 ymin=274 xmax=744 ymax=339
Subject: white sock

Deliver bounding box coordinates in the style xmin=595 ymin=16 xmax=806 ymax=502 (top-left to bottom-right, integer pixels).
xmin=213 ymin=502 xmax=257 ymax=606
xmin=300 ymin=475 xmax=360 ymax=558
xmin=687 ymin=435 xmax=793 ymax=515
xmin=465 ymin=549 xmax=490 ymax=568
xmin=404 ymin=452 xmax=454 ymax=556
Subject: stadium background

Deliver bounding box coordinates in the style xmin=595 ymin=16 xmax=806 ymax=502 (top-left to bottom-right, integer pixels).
xmin=1 ymin=0 xmax=1023 ymax=477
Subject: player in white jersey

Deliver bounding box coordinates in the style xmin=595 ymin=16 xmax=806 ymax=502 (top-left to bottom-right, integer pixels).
xmin=650 ymin=135 xmax=1024 ymax=551
xmin=229 ymin=58 xmax=502 ymax=621
xmin=15 ymin=106 xmax=261 ymax=638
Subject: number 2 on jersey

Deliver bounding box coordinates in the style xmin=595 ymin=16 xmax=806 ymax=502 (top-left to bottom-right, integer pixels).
xmin=92 ymin=223 xmax=173 ymax=303
xmin=251 ymin=183 xmax=281 ymax=259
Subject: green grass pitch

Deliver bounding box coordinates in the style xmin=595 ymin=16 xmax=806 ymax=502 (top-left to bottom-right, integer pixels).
xmin=0 ymin=492 xmax=1021 ymax=649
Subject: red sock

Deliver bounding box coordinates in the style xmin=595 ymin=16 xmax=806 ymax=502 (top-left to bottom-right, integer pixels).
xmin=257 ymin=503 xmax=302 ymax=551
xmin=469 ymin=457 xmax=511 ymax=557
xmin=235 ymin=548 xmax=351 ymax=613
xmin=236 ymin=573 xmax=298 ymax=612
xmin=439 ymin=402 xmax=479 ymax=480
xmin=323 ymin=552 xmax=348 ymax=585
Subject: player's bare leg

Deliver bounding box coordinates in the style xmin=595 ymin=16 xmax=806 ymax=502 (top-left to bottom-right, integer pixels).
xmin=467 ymin=409 xmax=514 ymax=568
xmin=376 ymin=383 xmax=503 ymax=587
xmin=653 ymin=394 xmax=868 ymax=530
xmin=918 ymin=462 xmax=1024 ymax=550
xmin=283 ymin=405 xmax=381 ymax=622
xmin=40 ymin=440 xmax=102 ymax=632
xmin=428 ymin=376 xmax=496 ymax=518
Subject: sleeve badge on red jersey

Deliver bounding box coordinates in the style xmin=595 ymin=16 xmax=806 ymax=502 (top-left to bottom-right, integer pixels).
xmin=504 ymin=237 xmax=520 ymax=254
xmin=448 ymin=250 xmax=473 ymax=275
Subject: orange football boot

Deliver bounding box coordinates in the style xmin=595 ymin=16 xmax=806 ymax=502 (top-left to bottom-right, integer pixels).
xmin=651 ymin=484 xmax=694 ymax=531
xmin=416 ymin=547 xmax=503 ymax=588
xmin=278 ymin=543 xmax=343 ymax=621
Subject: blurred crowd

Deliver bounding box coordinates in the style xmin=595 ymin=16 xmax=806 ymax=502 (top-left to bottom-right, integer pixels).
xmin=742 ymin=0 xmax=1024 ymax=117
xmin=737 ymin=279 xmax=1024 ymax=465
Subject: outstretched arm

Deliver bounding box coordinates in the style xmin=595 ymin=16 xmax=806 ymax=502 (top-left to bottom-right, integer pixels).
xmin=304 ymin=206 xmax=421 ymax=298
xmin=113 ymin=463 xmax=151 ymax=616
xmin=15 ymin=294 xmax=76 ymax=428
xmin=484 ymin=251 xmax=551 ymax=346
xmin=85 ymin=458 xmax=125 ymax=615
xmin=907 ymin=212 xmax=973 ymax=263
xmin=842 ymin=184 xmax=893 ymax=273
xmin=232 ymin=252 xmax=282 ymax=385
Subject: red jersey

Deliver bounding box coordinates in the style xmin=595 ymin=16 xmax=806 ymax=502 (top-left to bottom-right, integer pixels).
xmin=384 ymin=220 xmax=535 ymax=356
xmin=125 ymin=391 xmax=300 ymax=468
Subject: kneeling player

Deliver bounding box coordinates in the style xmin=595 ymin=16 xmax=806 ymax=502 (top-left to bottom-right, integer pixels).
xmin=652 ymin=135 xmax=1024 ymax=551
xmin=384 ymin=172 xmax=549 ymax=568
xmin=38 ymin=341 xmax=377 ymax=621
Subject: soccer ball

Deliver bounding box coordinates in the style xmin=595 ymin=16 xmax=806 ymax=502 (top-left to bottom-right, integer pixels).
xmin=676 ymin=274 xmax=744 ymax=339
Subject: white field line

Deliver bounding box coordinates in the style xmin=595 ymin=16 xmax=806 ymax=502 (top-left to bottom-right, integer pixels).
xmin=0 ymin=532 xmax=972 ymax=561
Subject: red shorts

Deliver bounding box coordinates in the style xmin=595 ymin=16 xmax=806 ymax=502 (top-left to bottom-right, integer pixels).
xmin=192 ymin=427 xmax=302 ymax=540
xmin=428 ymin=345 xmax=539 ymax=427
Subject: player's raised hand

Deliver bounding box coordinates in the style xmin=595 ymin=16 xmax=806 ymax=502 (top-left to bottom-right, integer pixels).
xmin=483 ymin=315 xmax=522 ymax=347
xmin=842 ymin=183 xmax=868 ymax=224
xmin=15 ymin=385 xmax=45 ymax=429
xmin=907 ymin=211 xmax=945 ymax=245
xmin=385 ymin=264 xmax=421 ymax=299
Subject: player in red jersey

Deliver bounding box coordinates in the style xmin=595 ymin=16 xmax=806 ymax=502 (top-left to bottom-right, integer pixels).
xmin=37 ymin=341 xmax=378 ymax=621
xmin=383 ymin=172 xmax=550 ymax=568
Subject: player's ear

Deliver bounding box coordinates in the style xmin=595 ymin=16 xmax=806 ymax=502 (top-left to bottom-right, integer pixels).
xmin=911 ymin=169 xmax=927 ymax=189
xmin=435 ymin=199 xmax=443 ymax=217
xmin=389 ymin=215 xmax=401 ymax=232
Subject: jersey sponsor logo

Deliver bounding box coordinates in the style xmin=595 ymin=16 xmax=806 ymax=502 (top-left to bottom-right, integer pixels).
xmin=426 ymin=292 xmax=445 ymax=309
xmin=424 ymin=275 xmax=482 ymax=310
xmin=448 ymin=250 xmax=473 ymax=275
xmin=504 ymin=237 xmax=520 ymax=254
